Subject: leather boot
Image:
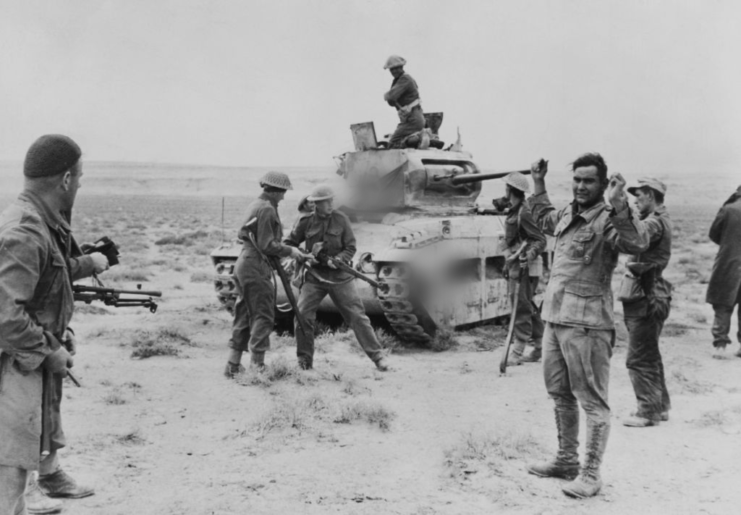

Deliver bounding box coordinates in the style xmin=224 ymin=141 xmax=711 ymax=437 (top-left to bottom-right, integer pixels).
xmin=249 ymin=352 xmax=266 ymax=371
xmin=520 ymin=348 xmax=542 ymax=363
xmin=562 ymin=419 xmax=610 ymax=498
xmin=527 ymin=406 xmax=580 ymax=480
xmin=25 ymin=474 xmax=63 ymax=514
xmin=38 ymin=469 xmax=95 ymax=499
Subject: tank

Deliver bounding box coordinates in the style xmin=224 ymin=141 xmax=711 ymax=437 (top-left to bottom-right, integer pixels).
xmin=210 ymin=118 xmax=533 ymax=344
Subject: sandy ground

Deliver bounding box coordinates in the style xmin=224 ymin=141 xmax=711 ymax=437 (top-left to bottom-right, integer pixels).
xmin=1 ymin=163 xmax=740 ymax=515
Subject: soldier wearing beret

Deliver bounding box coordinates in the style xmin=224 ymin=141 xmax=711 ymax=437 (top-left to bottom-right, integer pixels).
xmin=619 ymin=178 xmax=673 ymax=427
xmin=0 ymin=135 xmax=109 ymax=515
xmin=284 ymin=185 xmax=389 ymax=371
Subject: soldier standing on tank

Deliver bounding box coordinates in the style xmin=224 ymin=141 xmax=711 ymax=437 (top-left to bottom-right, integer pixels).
xmin=224 ymin=171 xmax=308 ymax=377
xmin=383 ymin=55 xmax=425 ymax=149
xmin=501 ymin=172 xmax=547 ymax=366
xmin=284 ymin=185 xmax=390 ymax=372
xmin=619 ymin=178 xmax=673 ymax=427
xmin=525 ymin=155 xmax=649 ymax=499
xmin=706 ymin=184 xmax=741 ymax=355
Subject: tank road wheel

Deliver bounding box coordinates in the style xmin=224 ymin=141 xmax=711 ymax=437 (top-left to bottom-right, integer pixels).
xmin=377 ymin=262 xmax=435 ymax=345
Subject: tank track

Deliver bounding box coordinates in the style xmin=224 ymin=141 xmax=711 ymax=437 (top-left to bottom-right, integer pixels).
xmin=377 ymin=262 xmax=433 ymax=344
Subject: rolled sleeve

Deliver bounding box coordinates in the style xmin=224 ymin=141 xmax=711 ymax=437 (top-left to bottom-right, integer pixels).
xmin=0 ymin=226 xmax=54 ymax=371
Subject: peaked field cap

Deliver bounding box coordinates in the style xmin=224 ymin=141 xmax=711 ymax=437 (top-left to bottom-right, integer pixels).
xmin=24 ymin=134 xmax=81 ymax=178
xmin=627 ymin=177 xmax=667 ymax=196
xmin=504 ymin=172 xmax=530 ymax=193
xmin=259 ymin=170 xmax=293 ymax=190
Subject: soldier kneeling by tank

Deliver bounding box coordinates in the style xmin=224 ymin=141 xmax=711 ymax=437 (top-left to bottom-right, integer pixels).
xmin=284 ymin=185 xmax=390 ymax=372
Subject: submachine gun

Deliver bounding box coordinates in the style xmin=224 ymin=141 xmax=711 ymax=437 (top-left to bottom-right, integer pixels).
xmin=310 ymin=242 xmax=389 ymax=294
xmin=72 ymin=236 xmax=163 ymax=313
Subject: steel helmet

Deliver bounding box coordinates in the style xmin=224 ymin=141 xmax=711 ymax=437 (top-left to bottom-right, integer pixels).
xmin=259 ymin=170 xmax=293 ymax=190
xmin=383 ymin=55 xmax=407 ymax=70
xmin=504 ymin=172 xmax=530 ymax=194
xmin=307 ymin=185 xmax=335 ymax=202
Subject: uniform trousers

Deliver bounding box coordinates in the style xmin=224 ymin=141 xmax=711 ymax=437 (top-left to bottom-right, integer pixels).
xmin=509 ymin=275 xmax=544 ymax=356
xmin=228 ymin=254 xmax=275 ymax=355
xmin=543 ymin=322 xmax=614 ymax=425
xmin=295 ymin=279 xmax=383 ymax=366
xmin=623 ymin=297 xmax=671 ymax=419
xmin=389 ymin=107 xmax=425 ymax=148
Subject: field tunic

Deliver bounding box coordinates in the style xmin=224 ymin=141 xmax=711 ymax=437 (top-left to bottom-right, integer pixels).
xmin=504 ymin=202 xmax=546 ymax=276
xmin=528 ymin=193 xmax=649 ymax=330
xmin=0 ymin=191 xmax=79 ymax=470
xmin=238 ymin=194 xmax=293 ymax=260
xmin=384 ymin=72 xmax=420 ymax=109
xmin=706 ymin=187 xmax=741 ymax=307
xmin=285 ymin=210 xmax=356 ymax=283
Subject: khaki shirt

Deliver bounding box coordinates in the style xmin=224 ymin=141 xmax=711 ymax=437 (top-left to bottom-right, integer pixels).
xmin=529 ymin=192 xmax=649 ymax=329
xmin=285 ymin=210 xmax=356 ymax=283
xmin=238 ymin=194 xmax=293 ymax=260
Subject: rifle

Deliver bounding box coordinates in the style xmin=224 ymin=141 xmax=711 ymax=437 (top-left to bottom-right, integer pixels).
xmin=500 ymin=242 xmax=529 ymax=375
xmin=73 ymin=284 xmax=162 ymax=313
xmin=242 ymin=218 xmax=311 ymax=338
xmin=311 ymin=244 xmax=389 ymax=293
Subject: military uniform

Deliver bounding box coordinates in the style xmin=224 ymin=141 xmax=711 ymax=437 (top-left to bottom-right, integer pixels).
xmin=706 ymin=186 xmax=741 ymax=351
xmin=504 ymin=202 xmax=546 ymax=361
xmin=528 ymin=190 xmax=648 ymax=495
xmin=384 ymin=72 xmax=425 ymax=149
xmin=285 ymin=210 xmax=384 ymax=369
xmin=228 ymin=193 xmax=293 ymax=361
xmin=621 ymin=203 xmax=672 ymax=423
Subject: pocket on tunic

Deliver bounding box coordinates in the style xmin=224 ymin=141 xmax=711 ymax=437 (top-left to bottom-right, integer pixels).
xmin=325 ymin=227 xmax=343 ymax=254
xmin=560 ymin=281 xmax=603 ymax=326
xmin=569 ymin=230 xmax=594 ymax=260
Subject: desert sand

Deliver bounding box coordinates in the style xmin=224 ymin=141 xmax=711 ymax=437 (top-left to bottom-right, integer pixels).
xmin=0 ymin=162 xmax=739 ymax=515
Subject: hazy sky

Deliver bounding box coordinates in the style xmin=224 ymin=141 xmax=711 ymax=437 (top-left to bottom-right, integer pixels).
xmin=1 ymin=0 xmax=739 ymax=175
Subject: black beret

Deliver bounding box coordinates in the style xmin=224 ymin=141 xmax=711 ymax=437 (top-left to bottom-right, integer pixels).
xmin=24 ymin=134 xmax=82 ymax=178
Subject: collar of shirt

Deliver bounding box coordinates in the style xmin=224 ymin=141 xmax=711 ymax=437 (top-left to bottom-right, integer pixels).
xmin=18 ymin=190 xmax=71 ymax=235
xmin=570 ymin=199 xmax=608 ymax=224
xmin=639 ymin=204 xmax=667 ymax=220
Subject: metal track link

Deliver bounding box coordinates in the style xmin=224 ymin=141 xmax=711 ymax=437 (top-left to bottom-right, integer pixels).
xmin=378 ymin=263 xmax=433 ymax=344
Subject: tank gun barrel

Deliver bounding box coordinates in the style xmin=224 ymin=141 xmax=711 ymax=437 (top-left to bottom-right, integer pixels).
xmin=444 ymin=169 xmax=531 ymax=185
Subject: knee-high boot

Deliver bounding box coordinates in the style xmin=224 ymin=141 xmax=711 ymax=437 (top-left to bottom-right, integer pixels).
xmin=562 ymin=419 xmax=610 ymax=498
xmin=527 ymin=406 xmax=580 ymax=480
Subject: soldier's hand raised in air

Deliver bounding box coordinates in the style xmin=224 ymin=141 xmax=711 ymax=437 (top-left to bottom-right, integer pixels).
xmin=530 ymin=159 xmax=548 ymax=183
xmin=607 ymin=173 xmax=628 ymax=212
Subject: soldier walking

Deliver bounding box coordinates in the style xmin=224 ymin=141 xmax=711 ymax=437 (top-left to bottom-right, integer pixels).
xmin=224 ymin=171 xmax=308 ymax=377
xmin=706 ymin=184 xmax=741 ymax=355
xmin=501 ymin=172 xmax=547 ymax=366
xmin=620 ymin=179 xmax=673 ymax=427
xmin=383 ymin=55 xmax=425 ymax=149
xmin=525 ymin=155 xmax=649 ymax=498
xmin=285 ymin=186 xmax=390 ymax=371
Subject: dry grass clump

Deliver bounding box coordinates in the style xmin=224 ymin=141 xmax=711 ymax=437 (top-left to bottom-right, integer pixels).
xmin=103 ymin=389 xmax=127 ymax=405
xmin=127 ymin=326 xmax=195 ymax=359
xmin=694 ymin=410 xmax=727 ymax=428
xmin=333 ymin=400 xmax=396 ymax=431
xmin=115 ymin=429 xmax=146 ymax=446
xmin=430 ymin=328 xmax=458 ymax=352
xmin=252 ymin=393 xmax=329 ymax=439
xmin=444 ymin=429 xmax=544 ymax=479
xmin=236 ymin=356 xmax=319 ymax=388
xmin=669 ymin=368 xmax=714 ymax=394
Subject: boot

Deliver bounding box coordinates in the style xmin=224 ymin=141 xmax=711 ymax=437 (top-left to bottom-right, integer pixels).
xmin=562 ymin=419 xmax=610 ymax=499
xmin=38 ymin=469 xmax=95 ymax=499
xmin=25 ymin=474 xmax=63 ymax=514
xmin=520 ymin=348 xmax=542 ymax=363
xmin=527 ymin=406 xmax=580 ymax=480
xmin=506 ymin=351 xmax=523 ymax=367
xmin=249 ymin=352 xmax=266 ymax=372
xmin=375 ymin=357 xmax=390 ymax=372
xmin=224 ymin=361 xmax=245 ymax=379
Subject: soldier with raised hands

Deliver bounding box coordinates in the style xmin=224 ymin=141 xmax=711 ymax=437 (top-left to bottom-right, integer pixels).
xmin=524 ymin=154 xmax=649 ymax=499
xmin=285 ymin=185 xmax=389 ymax=372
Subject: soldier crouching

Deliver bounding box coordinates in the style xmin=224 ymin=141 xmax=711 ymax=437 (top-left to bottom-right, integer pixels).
xmin=284 ymin=186 xmax=390 ymax=372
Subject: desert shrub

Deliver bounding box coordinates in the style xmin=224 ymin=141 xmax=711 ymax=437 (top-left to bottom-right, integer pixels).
xmin=127 ymin=326 xmax=194 ymax=359
xmin=375 ymin=328 xmax=401 ymax=351
xmin=103 ymin=390 xmax=127 ymax=405
xmin=333 ymin=400 xmax=396 ymax=431
xmin=252 ymin=393 xmax=329 ymax=438
xmin=430 ymin=328 xmax=458 ymax=352
xmin=115 ymin=430 xmax=146 ymax=446
xmin=444 ymin=429 xmax=544 ymax=476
